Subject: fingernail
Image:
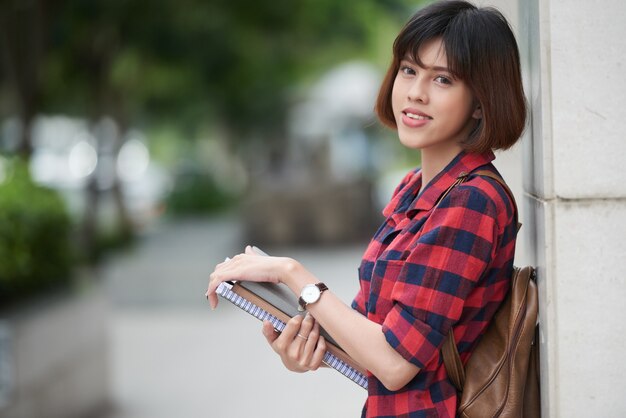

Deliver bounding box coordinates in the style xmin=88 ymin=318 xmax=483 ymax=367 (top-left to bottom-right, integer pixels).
xmin=253 ymin=246 xmax=268 ymax=256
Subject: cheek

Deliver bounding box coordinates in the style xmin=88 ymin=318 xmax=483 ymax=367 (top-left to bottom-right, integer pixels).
xmin=445 ymin=94 xmax=475 ymax=125
xmin=390 ymin=80 xmax=402 ymax=114
xmin=391 ymin=89 xmax=400 ymax=115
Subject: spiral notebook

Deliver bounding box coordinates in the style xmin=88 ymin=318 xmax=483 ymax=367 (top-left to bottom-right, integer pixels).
xmin=216 ymin=279 xmax=368 ymax=389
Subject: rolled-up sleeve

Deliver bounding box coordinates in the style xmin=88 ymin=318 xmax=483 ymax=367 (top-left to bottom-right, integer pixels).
xmin=382 ymin=186 xmax=499 ymax=369
xmin=351 ymin=289 xmax=367 ymax=316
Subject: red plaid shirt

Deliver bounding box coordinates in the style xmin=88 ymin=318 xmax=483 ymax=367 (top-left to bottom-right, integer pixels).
xmin=352 ymin=151 xmax=517 ymax=418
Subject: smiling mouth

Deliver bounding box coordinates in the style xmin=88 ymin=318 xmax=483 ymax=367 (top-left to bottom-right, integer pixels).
xmin=404 ymin=112 xmax=432 ymax=120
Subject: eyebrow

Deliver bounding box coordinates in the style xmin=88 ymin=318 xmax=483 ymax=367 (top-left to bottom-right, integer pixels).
xmin=401 ymin=57 xmax=451 ymax=73
xmin=430 ymin=65 xmax=452 ymax=73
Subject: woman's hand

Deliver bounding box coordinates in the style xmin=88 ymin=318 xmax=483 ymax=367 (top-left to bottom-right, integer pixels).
xmin=206 ymin=246 xmax=302 ymax=309
xmin=262 ymin=313 xmax=327 ymax=372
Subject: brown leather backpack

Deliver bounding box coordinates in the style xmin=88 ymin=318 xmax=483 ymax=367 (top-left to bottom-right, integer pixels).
xmin=440 ymin=170 xmax=541 ymax=418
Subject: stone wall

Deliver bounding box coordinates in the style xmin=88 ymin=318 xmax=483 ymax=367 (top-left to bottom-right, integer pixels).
xmin=519 ymin=0 xmax=626 ymax=415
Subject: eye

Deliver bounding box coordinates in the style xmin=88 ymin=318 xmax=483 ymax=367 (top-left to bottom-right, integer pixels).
xmin=435 ymin=75 xmax=452 ymax=85
xmin=399 ymin=65 xmax=416 ymax=76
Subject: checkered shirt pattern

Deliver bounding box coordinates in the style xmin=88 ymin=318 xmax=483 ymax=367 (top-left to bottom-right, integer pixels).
xmin=352 ymin=151 xmax=518 ymax=418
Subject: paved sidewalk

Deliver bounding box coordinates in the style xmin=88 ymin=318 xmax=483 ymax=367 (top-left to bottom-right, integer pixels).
xmin=102 ymin=217 xmax=368 ymax=418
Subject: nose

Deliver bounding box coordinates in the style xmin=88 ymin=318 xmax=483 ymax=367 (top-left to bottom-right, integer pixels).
xmin=407 ymin=78 xmax=428 ymax=103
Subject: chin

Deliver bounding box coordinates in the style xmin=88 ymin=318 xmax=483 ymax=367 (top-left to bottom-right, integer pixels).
xmin=398 ymin=135 xmax=427 ymax=150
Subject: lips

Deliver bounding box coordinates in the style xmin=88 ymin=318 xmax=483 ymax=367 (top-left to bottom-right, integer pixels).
xmin=402 ymin=108 xmax=432 ymax=120
xmin=401 ymin=108 xmax=432 ymax=128
xmin=405 ymin=112 xmax=431 ymax=120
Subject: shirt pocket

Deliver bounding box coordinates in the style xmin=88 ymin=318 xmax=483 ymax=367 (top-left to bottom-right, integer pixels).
xmin=367 ymin=259 xmax=405 ymax=322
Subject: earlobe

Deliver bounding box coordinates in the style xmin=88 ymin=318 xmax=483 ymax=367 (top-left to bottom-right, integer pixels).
xmin=472 ymin=105 xmax=482 ymax=120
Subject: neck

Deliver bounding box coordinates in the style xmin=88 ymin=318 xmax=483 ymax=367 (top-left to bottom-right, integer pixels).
xmin=420 ymin=145 xmax=463 ymax=188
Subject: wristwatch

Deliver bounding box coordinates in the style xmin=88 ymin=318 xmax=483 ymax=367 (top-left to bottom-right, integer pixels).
xmin=298 ymin=282 xmax=328 ymax=312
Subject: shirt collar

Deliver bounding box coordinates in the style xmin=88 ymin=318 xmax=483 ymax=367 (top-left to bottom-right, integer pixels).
xmin=408 ymin=150 xmax=495 ymax=215
xmin=382 ymin=150 xmax=494 ymax=221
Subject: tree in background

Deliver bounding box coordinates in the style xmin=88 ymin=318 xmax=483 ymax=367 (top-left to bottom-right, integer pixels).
xmin=0 ymin=0 xmax=59 ymax=159
xmin=0 ymin=0 xmax=420 ymax=258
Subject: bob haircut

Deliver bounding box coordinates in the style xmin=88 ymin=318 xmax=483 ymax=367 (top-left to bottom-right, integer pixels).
xmin=376 ymin=0 xmax=527 ymax=153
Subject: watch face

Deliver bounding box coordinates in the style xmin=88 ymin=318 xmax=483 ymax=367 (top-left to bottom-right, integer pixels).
xmin=302 ymin=284 xmax=321 ymax=304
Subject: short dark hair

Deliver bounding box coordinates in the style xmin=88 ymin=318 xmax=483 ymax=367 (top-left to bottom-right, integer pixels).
xmin=375 ymin=0 xmax=527 ymax=152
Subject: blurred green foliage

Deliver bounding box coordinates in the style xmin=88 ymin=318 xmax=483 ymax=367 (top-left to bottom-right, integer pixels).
xmin=0 ymin=0 xmax=426 ymax=267
xmin=2 ymin=0 xmax=423 ymax=171
xmin=166 ymin=169 xmax=237 ymax=215
xmin=2 ymin=0 xmax=425 ymax=159
xmin=0 ymin=160 xmax=72 ymax=305
xmin=36 ymin=0 xmax=418 ymax=140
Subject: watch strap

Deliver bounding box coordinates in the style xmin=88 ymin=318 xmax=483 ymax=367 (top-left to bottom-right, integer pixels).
xmin=298 ymin=282 xmax=328 ymax=311
xmin=297 ymin=296 xmax=307 ymax=312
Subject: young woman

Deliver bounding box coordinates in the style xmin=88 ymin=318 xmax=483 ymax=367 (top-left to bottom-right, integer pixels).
xmin=207 ymin=1 xmax=526 ymax=416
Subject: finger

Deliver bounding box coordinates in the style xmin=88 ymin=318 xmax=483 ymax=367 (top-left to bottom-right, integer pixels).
xmin=262 ymin=321 xmax=279 ymax=345
xmin=215 ymin=257 xmax=232 ymax=269
xmin=283 ymin=315 xmax=304 ymax=339
xmin=301 ymin=319 xmax=320 ymax=366
xmin=245 ymin=245 xmax=255 ymax=255
xmin=212 ymin=256 xmax=245 ymax=278
xmin=205 ymin=257 xmax=232 ymax=307
xmin=206 ymin=272 xmax=226 ymax=309
xmin=309 ymin=336 xmax=327 ymax=371
xmin=291 ymin=314 xmax=314 ymax=357
xmin=207 ymin=292 xmax=219 ymax=310
xmin=273 ymin=315 xmax=302 ymax=353
xmin=252 ymin=246 xmax=269 ymax=256
xmin=285 ymin=316 xmax=308 ymax=358
xmin=298 ymin=313 xmax=314 ymax=338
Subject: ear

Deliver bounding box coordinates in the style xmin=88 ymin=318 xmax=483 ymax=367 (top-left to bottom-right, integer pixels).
xmin=472 ymin=104 xmax=482 ymax=120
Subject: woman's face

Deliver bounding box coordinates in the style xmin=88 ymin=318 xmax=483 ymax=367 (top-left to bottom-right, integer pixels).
xmin=391 ymin=38 xmax=480 ymax=154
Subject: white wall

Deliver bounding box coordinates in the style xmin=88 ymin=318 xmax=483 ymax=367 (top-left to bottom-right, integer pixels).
xmin=519 ymin=0 xmax=626 ymax=416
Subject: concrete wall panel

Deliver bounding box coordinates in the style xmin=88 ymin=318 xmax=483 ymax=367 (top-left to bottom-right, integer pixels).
xmin=553 ymin=200 xmax=626 ymax=416
xmin=550 ymin=1 xmax=626 ymax=199
xmin=521 ymin=0 xmax=626 ymax=416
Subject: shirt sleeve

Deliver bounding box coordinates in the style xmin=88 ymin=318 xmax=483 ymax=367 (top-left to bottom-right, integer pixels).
xmin=351 ymin=292 xmax=367 ymax=315
xmin=352 ymin=263 xmax=369 ymax=315
xmin=382 ymin=185 xmax=500 ymax=369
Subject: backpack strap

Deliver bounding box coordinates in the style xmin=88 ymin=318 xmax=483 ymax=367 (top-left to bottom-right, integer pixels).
xmin=441 ymin=169 xmax=520 ymax=391
xmin=472 ymin=169 xmax=522 ymax=232
xmin=442 ymin=330 xmax=466 ymax=390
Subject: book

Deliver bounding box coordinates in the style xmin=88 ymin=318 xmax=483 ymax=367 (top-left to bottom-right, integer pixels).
xmin=216 ymin=279 xmax=368 ymax=389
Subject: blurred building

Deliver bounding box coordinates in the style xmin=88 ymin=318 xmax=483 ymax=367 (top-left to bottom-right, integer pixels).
xmin=243 ymin=62 xmax=388 ymax=246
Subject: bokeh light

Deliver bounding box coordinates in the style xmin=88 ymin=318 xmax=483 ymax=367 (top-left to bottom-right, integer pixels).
xmin=117 ymin=138 xmax=149 ymax=182
xmin=68 ymin=138 xmax=98 ymax=179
